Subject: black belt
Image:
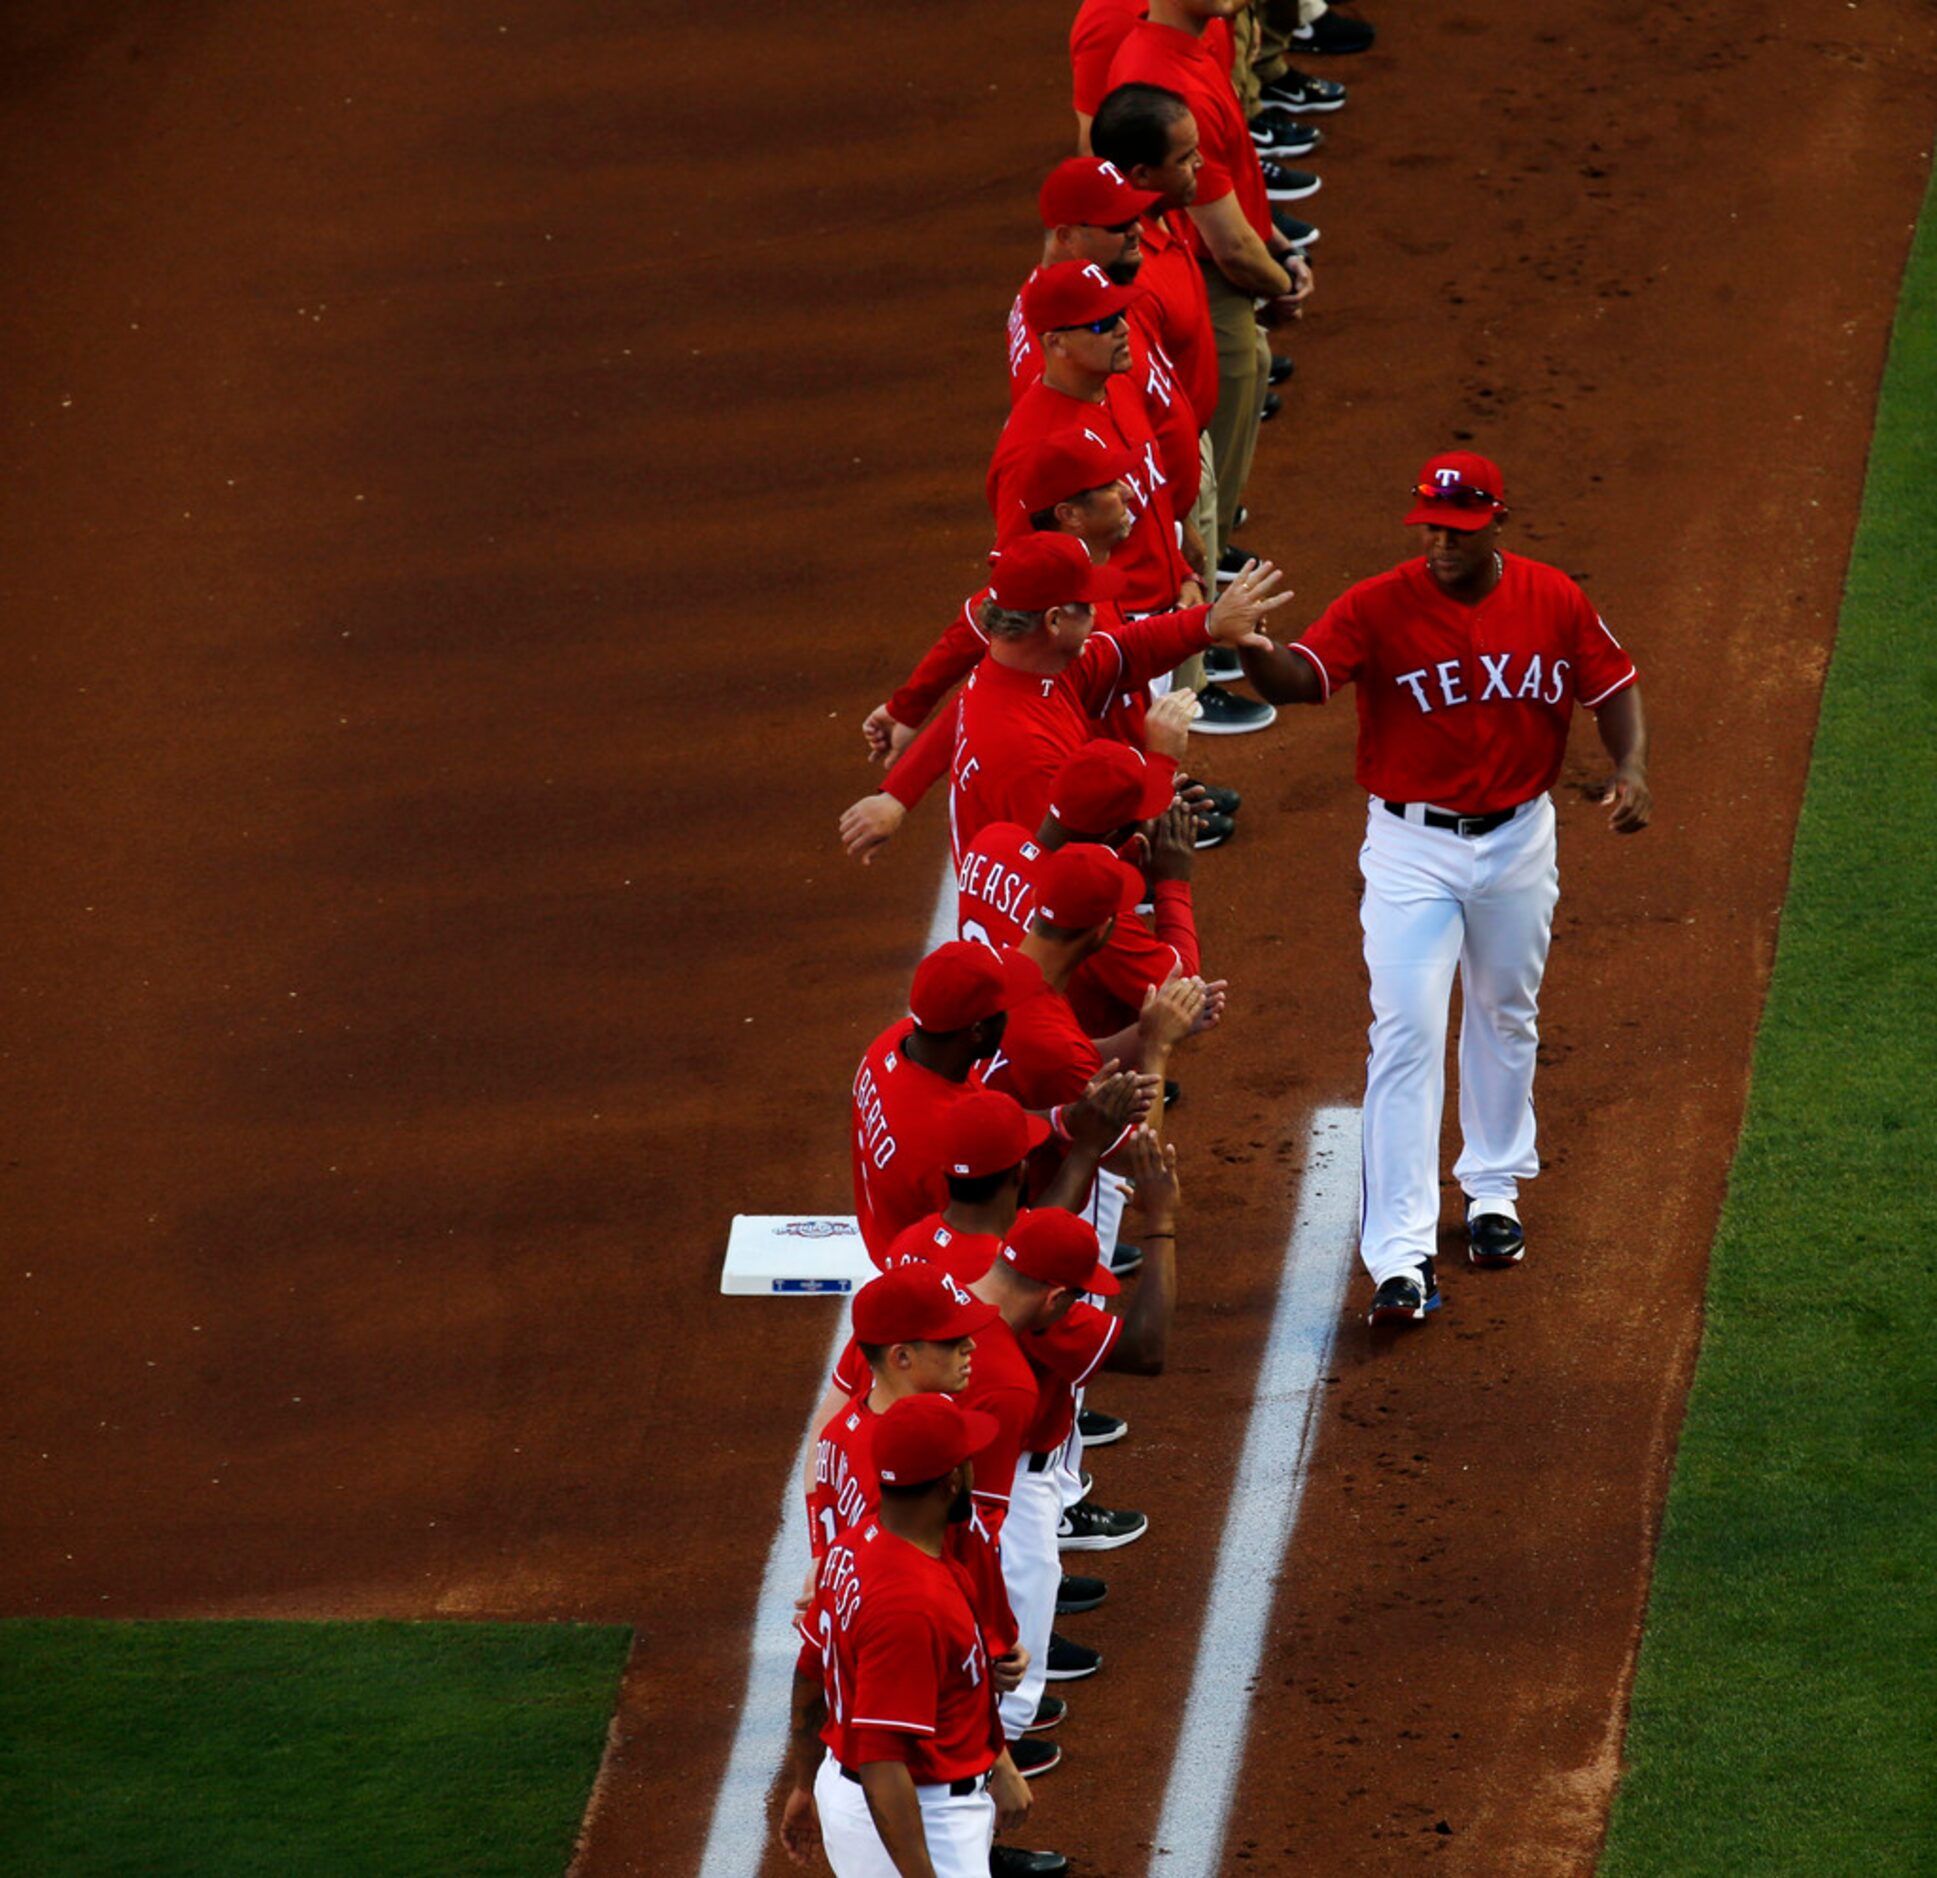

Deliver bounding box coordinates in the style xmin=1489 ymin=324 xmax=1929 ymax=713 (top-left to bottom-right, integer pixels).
xmin=1384 ymin=799 xmax=1516 ymax=838
xmin=1026 ymin=1450 xmax=1055 ymax=1473
xmin=840 ymin=1763 xmax=991 ymax=1797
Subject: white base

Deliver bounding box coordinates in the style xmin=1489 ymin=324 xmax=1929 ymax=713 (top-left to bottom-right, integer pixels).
xmin=720 ymin=1214 xmax=874 ymax=1295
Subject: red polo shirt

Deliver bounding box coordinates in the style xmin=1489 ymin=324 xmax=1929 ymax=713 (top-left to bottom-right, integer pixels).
xmin=1135 ymin=211 xmax=1218 ymax=433
xmin=1071 ymin=0 xmax=1233 ymax=117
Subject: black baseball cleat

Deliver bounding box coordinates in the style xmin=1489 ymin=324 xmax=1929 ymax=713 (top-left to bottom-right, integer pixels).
xmin=1215 ymin=543 xmax=1253 ymax=584
xmin=1260 ymin=390 xmax=1282 ymax=422
xmin=1057 ymin=1572 xmax=1108 ymax=1613
xmin=1234 ymin=503 xmax=1250 ymax=528
xmin=1367 ymin=1257 xmax=1441 ymax=1325
xmin=1292 ymin=10 xmax=1376 ymax=54
xmin=1192 ymin=690 xmax=1277 ymax=737
xmin=991 ymin=1845 xmax=1069 ymax=1877
xmin=1057 ymin=1498 xmax=1148 ymax=1551
xmin=1192 ymin=809 xmax=1238 ymax=849
xmin=1025 ymin=1693 xmax=1067 ymax=1731
xmin=1164 ymin=1074 xmax=1185 ymax=1105
xmin=1078 ymin=1406 xmax=1128 ymax=1446
xmin=1269 ymin=352 xmax=1296 ymax=386
xmin=1249 ymin=113 xmax=1323 ymax=159
xmin=1259 ymin=161 xmax=1322 ymax=202
xmin=1273 ymin=210 xmax=1320 ymax=249
xmin=1260 ymin=64 xmax=1348 ymax=112
xmin=1045 ymin=1632 xmax=1104 ymax=1681
xmin=1467 ymin=1203 xmax=1527 ymax=1267
xmin=1009 ymin=1735 xmax=1062 ymax=1778
xmin=1178 ymin=768 xmax=1242 ymax=812
xmin=1107 ymin=1238 xmax=1144 ymax=1277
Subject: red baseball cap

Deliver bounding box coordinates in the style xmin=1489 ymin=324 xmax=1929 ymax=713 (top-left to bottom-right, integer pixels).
xmin=987 ymin=532 xmax=1125 ymax=612
xmin=1048 ymin=742 xmax=1176 ymax=837
xmin=1033 ymin=841 xmax=1146 ymax=931
xmin=908 ymin=940 xmax=1036 ymax=1033
xmin=946 ymin=1090 xmax=1054 ymax=1178
xmin=1000 ymin=1208 xmax=1121 ymax=1297
xmin=1020 ymin=260 xmax=1139 ymax=337
xmin=851 ymin=1265 xmax=1000 ymax=1345
xmin=1403 ymin=451 xmax=1507 ymax=531
xmin=1038 ymin=157 xmax=1162 ymax=229
xmin=873 ymin=1392 xmax=1001 ymax=1487
xmin=1018 ymin=433 xmax=1137 ymax=517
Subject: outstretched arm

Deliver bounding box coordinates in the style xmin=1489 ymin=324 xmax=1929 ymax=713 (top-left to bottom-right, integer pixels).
xmin=1594 ymin=684 xmax=1652 ymax=832
xmin=1237 ymin=633 xmax=1326 ymax=706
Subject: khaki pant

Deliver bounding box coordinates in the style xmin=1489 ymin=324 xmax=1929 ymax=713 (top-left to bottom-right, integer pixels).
xmin=1201 ymin=264 xmax=1270 ymax=553
xmin=1172 ymin=428 xmax=1218 ymax=693
xmin=1232 ymin=0 xmax=1327 ymax=117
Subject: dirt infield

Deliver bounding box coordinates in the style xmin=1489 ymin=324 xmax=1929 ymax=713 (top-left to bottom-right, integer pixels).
xmin=2 ymin=1 xmax=1932 ymax=1873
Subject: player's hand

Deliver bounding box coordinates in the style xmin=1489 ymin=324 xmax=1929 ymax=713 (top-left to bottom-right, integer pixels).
xmin=1181 ymin=516 xmax=1208 ymax=581
xmin=1603 ymin=763 xmax=1652 ymax=834
xmin=991 ymin=1644 xmax=1028 ymax=1694
xmin=1139 ymin=970 xmax=1207 ymax=1052
xmin=1144 ymin=687 xmax=1199 ymax=761
xmin=1189 ymin=978 xmax=1229 ymax=1035
xmin=862 ymin=704 xmax=917 ymax=768
xmin=1149 ymin=801 xmax=1198 ymax=884
xmin=989 ymin=1752 xmax=1034 ymax=1834
xmin=1207 ymin=558 xmax=1295 ymax=649
xmin=793 ymin=1563 xmax=816 ymax=1618
xmin=1072 ymin=1061 xmax=1157 ymax=1141
xmin=839 ymin=792 xmax=907 ymax=864
xmin=1125 ymin=1126 xmax=1181 ymax=1232
xmin=778 ymin=1784 xmax=821 ymax=1864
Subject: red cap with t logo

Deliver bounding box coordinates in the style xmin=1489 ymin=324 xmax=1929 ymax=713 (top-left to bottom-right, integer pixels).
xmin=1404 ymin=451 xmax=1507 ymax=530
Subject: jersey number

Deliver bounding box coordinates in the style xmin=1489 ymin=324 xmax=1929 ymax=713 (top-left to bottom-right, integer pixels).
xmin=816 ymin=1608 xmax=846 ymax=1723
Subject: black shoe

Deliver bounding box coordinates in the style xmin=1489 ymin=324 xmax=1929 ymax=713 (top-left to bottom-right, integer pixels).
xmin=1260 ymin=390 xmax=1282 ymax=422
xmin=1273 ymin=210 xmax=1320 ymax=249
xmin=991 ymin=1845 xmax=1069 ymax=1877
xmin=1367 ymin=1257 xmax=1440 ymax=1325
xmin=1466 ymin=1203 xmax=1527 ymax=1267
xmin=1181 ymin=769 xmax=1242 ymax=813
xmin=1292 ymin=10 xmax=1375 ymax=54
xmin=1191 ymin=688 xmax=1277 ymax=737
xmin=1203 ymin=645 xmax=1244 ymax=683
xmin=1192 ymin=809 xmax=1237 ymax=849
xmin=1164 ymin=1075 xmax=1184 ymax=1105
xmin=1268 ymin=352 xmax=1295 ymax=386
xmin=1233 ymin=502 xmax=1250 ymax=528
xmin=1057 ymin=1572 xmax=1108 ymax=1613
xmin=1259 ymin=161 xmax=1321 ymax=202
xmin=1057 ymin=1498 xmax=1148 ymax=1551
xmin=1249 ymin=113 xmax=1322 ymax=159
xmin=1260 ymin=64 xmax=1348 ymax=112
xmin=1009 ymin=1735 xmax=1062 ymax=1778
xmin=1215 ymin=543 xmax=1252 ymax=585
xmin=1045 ymin=1632 xmax=1103 ymax=1681
xmin=1107 ymin=1238 xmax=1144 ymax=1276
xmin=1078 ymin=1406 xmax=1128 ymax=1446
xmin=1025 ymin=1693 xmax=1067 ymax=1731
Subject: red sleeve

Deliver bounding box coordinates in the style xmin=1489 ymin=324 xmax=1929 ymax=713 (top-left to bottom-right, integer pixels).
xmin=1569 ymin=591 xmax=1639 ymax=708
xmin=1071 ymin=0 xmax=1139 ymax=116
xmin=832 ymin=1335 xmax=867 ymax=1398
xmin=1150 ymin=880 xmax=1200 ymax=973
xmin=847 ymin=1591 xmax=940 ymax=1746
xmin=887 ymin=598 xmax=991 ymax=729
xmin=1079 ymin=607 xmax=1212 ymax=707
xmin=880 ymin=693 xmax=958 ymax=809
xmin=1289 ymin=588 xmax=1365 ymax=698
xmin=952 ymin=1514 xmax=1018 ymax=1657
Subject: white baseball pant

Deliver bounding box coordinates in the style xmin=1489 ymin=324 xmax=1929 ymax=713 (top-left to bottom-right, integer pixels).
xmin=997 ymin=1452 xmax=1064 ymax=1737
xmin=814 ymin=1750 xmax=995 ymax=1878
xmin=1357 ymin=793 xmax=1559 ymax=1286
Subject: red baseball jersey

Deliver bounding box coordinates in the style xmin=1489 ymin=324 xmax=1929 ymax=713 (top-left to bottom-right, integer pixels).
xmin=1290 ymin=552 xmax=1640 ymax=815
xmin=1005 ymin=269 xmax=1201 ymax=499
xmin=951 ymin=1313 xmax=1043 ymax=1529
xmin=988 ymin=372 xmax=1189 ymax=615
xmin=1107 ymin=20 xmax=1274 ymax=254
xmin=887 ymin=589 xmax=991 ymax=733
xmin=956 ymin=821 xmax=1199 ymax=1037
xmin=1134 ymin=212 xmax=1218 ymax=437
xmin=1071 ymin=0 xmax=1232 ymax=117
xmin=852 ymin=1017 xmax=987 ymax=1259
xmin=796 ymin=1522 xmax=1006 ymax=1781
xmin=985 ymin=951 xmax=1103 ymax=1113
xmin=1021 ymin=1300 xmax=1122 ymax=1453
xmin=805 ymin=1393 xmax=1020 ymax=1664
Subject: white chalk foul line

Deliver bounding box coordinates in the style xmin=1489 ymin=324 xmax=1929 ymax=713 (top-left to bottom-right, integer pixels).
xmin=1146 ymin=1104 xmax=1361 ymax=1876
xmin=697 ymin=857 xmax=958 ymax=1878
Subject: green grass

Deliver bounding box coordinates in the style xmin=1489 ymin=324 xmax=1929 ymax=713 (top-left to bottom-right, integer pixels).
xmin=0 ymin=1620 xmax=630 ymax=1878
xmin=1597 ymin=171 xmax=1937 ymax=1873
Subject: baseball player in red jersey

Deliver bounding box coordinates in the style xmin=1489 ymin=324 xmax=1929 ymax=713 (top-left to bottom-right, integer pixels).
xmin=785 ymin=1395 xmax=1031 ymax=1877
xmin=1236 ymin=453 xmax=1653 ymax=1323
xmin=840 ymin=533 xmax=1288 ymax=869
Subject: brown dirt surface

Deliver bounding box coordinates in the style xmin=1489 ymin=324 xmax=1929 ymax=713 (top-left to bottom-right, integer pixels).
xmin=2 ymin=1 xmax=1932 ymax=1874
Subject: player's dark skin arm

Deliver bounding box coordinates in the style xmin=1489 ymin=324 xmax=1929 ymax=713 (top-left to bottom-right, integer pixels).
xmin=1593 ymin=684 xmax=1653 ymax=832
xmin=1105 ymin=1128 xmax=1180 ymax=1375
xmin=777 ymin=1671 xmax=828 ymax=1866
xmin=856 ymin=1759 xmax=941 ymax=1878
xmin=1236 ymin=633 xmax=1326 ymax=706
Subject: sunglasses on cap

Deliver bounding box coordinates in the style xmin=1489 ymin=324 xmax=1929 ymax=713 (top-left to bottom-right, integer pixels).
xmin=1410 ymin=479 xmax=1501 ymax=510
xmin=1057 ymin=312 xmax=1128 ymax=335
